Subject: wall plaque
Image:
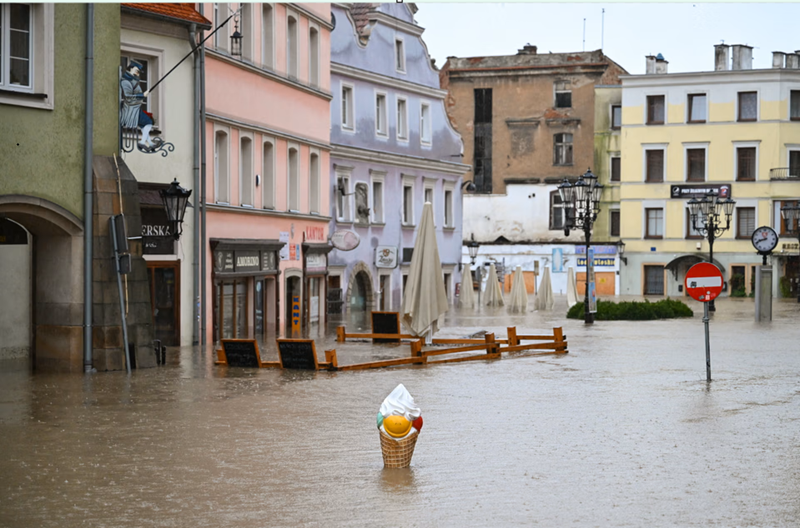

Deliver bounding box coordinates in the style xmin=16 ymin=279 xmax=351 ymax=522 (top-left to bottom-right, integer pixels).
xmin=375 ymin=246 xmax=398 ymax=269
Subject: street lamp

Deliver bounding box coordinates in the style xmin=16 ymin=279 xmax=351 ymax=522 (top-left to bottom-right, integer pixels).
xmin=467 ymin=233 xmax=481 ymax=306
xmin=688 ymin=192 xmax=735 ymax=312
xmin=559 ymin=168 xmax=603 ymax=324
xmin=780 ymin=201 xmax=800 ymax=302
xmin=230 ymin=14 xmax=243 ymax=58
xmin=159 ymin=178 xmax=192 ymax=240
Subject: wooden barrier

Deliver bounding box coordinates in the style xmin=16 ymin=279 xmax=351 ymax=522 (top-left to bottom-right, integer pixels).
xmin=337 ymin=325 xmax=415 ymax=343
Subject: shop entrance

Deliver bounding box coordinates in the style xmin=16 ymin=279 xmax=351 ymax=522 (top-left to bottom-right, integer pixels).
xmin=146 ymin=262 xmax=180 ymax=346
xmin=0 ymin=218 xmax=31 ymax=362
xmin=286 ymin=275 xmax=302 ymax=337
xmin=349 ymin=271 xmax=370 ymax=313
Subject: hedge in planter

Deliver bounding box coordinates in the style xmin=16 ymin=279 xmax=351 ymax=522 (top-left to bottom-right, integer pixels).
xmin=566 ymin=298 xmax=694 ymax=321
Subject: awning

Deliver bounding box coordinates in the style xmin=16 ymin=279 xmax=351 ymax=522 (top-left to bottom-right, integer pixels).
xmin=665 ymin=254 xmax=725 ymax=280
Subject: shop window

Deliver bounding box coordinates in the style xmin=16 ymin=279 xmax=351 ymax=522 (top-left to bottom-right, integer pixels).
xmin=644 ymin=265 xmax=665 ymax=295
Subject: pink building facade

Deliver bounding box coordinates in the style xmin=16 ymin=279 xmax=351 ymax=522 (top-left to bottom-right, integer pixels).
xmin=201 ymin=2 xmax=332 ymax=344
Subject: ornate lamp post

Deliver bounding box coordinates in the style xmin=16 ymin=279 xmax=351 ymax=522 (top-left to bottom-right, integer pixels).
xmin=468 ymin=234 xmax=481 ymax=306
xmin=230 ymin=15 xmax=243 ymax=58
xmin=780 ymin=201 xmax=800 ymax=302
xmin=688 ymin=192 xmax=735 ymax=312
xmin=559 ymin=168 xmax=603 ymax=324
xmin=159 ymin=178 xmax=192 ymax=240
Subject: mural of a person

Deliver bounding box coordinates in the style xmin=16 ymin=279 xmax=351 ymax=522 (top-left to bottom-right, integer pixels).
xmin=120 ymin=60 xmax=160 ymax=150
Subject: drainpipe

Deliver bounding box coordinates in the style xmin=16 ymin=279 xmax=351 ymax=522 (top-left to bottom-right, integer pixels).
xmin=199 ymin=5 xmax=207 ymax=347
xmin=83 ymin=4 xmax=94 ymax=373
xmin=188 ymin=23 xmax=200 ymax=346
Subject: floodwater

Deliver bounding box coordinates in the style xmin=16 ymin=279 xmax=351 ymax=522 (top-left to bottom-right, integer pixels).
xmin=2 ymin=296 xmax=800 ymax=527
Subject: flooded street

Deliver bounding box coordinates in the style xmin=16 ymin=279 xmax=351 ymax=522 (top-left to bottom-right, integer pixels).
xmin=2 ymin=296 xmax=800 ymax=527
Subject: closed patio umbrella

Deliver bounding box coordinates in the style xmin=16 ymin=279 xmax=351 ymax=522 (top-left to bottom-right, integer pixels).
xmin=401 ymin=202 xmax=449 ymax=340
xmin=567 ymin=266 xmax=579 ymax=308
xmin=533 ymin=266 xmax=555 ymax=311
xmin=459 ymin=266 xmax=476 ymax=308
xmin=483 ymin=263 xmax=505 ymax=307
xmin=507 ymin=266 xmax=528 ymax=313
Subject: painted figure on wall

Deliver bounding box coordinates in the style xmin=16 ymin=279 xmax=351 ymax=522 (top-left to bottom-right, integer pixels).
xmin=120 ymin=61 xmax=161 ymax=151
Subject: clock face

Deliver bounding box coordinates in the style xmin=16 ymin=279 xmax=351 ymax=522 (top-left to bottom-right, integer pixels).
xmin=751 ymin=226 xmax=779 ymax=253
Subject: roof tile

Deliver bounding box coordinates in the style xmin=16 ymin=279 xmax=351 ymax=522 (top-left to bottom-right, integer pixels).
xmin=123 ymin=3 xmax=211 ymax=28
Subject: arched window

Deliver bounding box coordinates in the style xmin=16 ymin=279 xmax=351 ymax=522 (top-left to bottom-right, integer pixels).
xmin=287 ymin=14 xmax=298 ymax=79
xmin=309 ymin=152 xmax=320 ymax=213
xmin=288 ymin=146 xmax=299 ymax=211
xmin=261 ymin=4 xmax=274 ymax=69
xmin=240 ymin=136 xmax=253 ymax=206
xmin=215 ymin=3 xmax=228 ymax=51
xmin=309 ymin=26 xmax=319 ymax=87
xmin=240 ymin=3 xmax=252 ymax=61
xmin=262 ymin=140 xmax=275 ymax=209
xmin=215 ymin=131 xmax=229 ymax=203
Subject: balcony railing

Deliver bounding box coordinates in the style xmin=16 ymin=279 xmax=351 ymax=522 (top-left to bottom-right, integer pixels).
xmin=769 ymin=167 xmax=800 ymax=180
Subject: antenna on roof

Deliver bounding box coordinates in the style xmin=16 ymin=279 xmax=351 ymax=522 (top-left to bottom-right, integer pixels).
xmin=583 ymin=18 xmax=586 ymax=51
xmin=601 ymin=8 xmax=605 ymax=52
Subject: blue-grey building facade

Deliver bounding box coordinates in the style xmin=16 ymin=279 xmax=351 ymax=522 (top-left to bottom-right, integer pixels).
xmin=328 ymin=3 xmax=469 ymax=318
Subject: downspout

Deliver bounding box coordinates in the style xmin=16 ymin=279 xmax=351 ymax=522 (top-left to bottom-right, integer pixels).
xmin=188 ymin=23 xmax=200 ymax=346
xmin=199 ymin=5 xmax=207 ymax=347
xmin=83 ymin=3 xmax=94 ymax=373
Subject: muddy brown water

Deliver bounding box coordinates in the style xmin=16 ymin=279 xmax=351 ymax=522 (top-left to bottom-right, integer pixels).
xmin=1 ymin=297 xmax=799 ymax=527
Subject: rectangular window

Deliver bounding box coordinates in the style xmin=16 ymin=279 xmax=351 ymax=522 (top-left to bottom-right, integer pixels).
xmin=737 ymin=207 xmax=755 ymax=239
xmin=376 ymin=93 xmax=387 ymax=136
xmin=474 ymin=88 xmax=492 ymax=124
xmin=686 ymin=148 xmax=705 ymax=182
xmin=2 ymin=3 xmax=31 ymax=88
xmin=309 ymin=152 xmax=320 ymax=214
xmin=790 ymin=151 xmax=800 ymax=178
xmin=215 ymin=131 xmax=229 ymax=203
xmin=611 ymin=105 xmax=622 ymax=129
xmin=240 ymin=137 xmax=253 ymax=206
xmin=288 ymin=146 xmax=299 ymax=211
xmin=687 ymin=93 xmax=707 ymax=123
xmin=610 ymin=156 xmax=621 ymax=182
xmin=341 ymin=84 xmax=354 ymax=130
xmin=395 ymin=38 xmax=405 ymax=72
xmin=553 ymin=133 xmax=573 ymax=166
xmin=473 ymin=88 xmax=492 ymax=193
xmin=396 ymin=98 xmax=408 ymax=140
xmin=646 ymin=149 xmax=664 ymax=182
xmin=549 ymin=191 xmax=564 ymax=230
xmin=287 ymin=14 xmax=298 ymax=78
xmin=686 ymin=208 xmax=703 ymax=239
xmin=737 ymin=147 xmax=756 ymax=181
xmin=120 ymin=54 xmax=157 ymax=119
xmin=555 ymin=81 xmax=571 ymax=108
xmin=791 ymin=90 xmax=800 ymax=120
xmin=645 ymin=208 xmax=664 ymax=239
xmin=444 ymin=189 xmax=454 ymax=227
xmin=644 ymin=265 xmax=665 ymax=295
xmin=420 ymin=103 xmax=431 ymax=144
xmin=610 ymin=210 xmax=620 ymax=237
xmin=738 ymin=91 xmax=757 ymax=121
xmin=336 ymin=173 xmax=351 ymax=221
xmin=309 ymin=27 xmax=319 ymax=87
xmin=778 ymin=200 xmax=800 ymax=235
xmin=402 ymin=184 xmax=413 ymax=225
xmin=424 ymin=186 xmax=433 ymax=205
xmin=647 ymin=95 xmax=665 ymax=124
xmin=372 ymin=179 xmax=384 ymax=223
xmin=262 ymin=140 xmax=275 ymax=209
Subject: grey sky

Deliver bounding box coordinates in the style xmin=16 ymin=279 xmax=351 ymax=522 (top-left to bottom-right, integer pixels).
xmin=413 ymin=3 xmax=800 ymax=75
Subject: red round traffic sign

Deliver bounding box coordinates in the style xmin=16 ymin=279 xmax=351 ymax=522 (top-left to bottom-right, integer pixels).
xmin=684 ymin=262 xmax=723 ymax=302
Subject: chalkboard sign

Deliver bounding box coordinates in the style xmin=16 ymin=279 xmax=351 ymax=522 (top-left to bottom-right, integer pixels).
xmin=277 ymin=339 xmax=319 ymax=370
xmin=221 ymin=339 xmax=262 ymax=368
xmin=372 ymin=311 xmax=400 ymax=343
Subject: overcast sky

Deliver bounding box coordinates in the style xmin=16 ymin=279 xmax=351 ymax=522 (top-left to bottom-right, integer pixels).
xmin=413 ymin=3 xmax=800 ymax=75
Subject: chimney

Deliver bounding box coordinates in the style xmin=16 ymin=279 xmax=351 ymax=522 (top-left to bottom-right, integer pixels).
xmin=773 ymin=51 xmax=786 ymax=69
xmin=787 ymin=53 xmax=800 ymax=69
xmin=517 ymin=44 xmax=537 ymax=55
xmin=655 ymin=53 xmax=668 ymax=74
xmin=714 ymin=44 xmax=730 ymax=71
xmin=645 ymin=55 xmax=656 ymax=74
xmin=731 ymin=44 xmax=753 ymax=70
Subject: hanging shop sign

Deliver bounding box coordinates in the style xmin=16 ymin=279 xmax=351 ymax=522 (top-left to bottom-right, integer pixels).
xmin=375 ymin=246 xmax=398 ymax=269
xmin=670 ymin=184 xmax=731 ymax=199
xmin=576 ymin=245 xmax=617 ymax=255
xmin=331 ymin=229 xmax=360 ymax=251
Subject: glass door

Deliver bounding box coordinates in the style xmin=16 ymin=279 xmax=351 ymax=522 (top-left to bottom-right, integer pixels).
xmin=147 ymin=262 xmax=180 ymax=346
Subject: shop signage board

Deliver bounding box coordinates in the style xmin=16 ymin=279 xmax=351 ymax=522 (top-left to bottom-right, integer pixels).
xmin=577 ymin=257 xmax=616 ymax=267
xmin=279 ymin=232 xmax=290 ymax=260
xmin=221 ymin=339 xmax=262 ymax=368
xmin=375 ymin=246 xmax=398 ymax=268
xmin=306 ymin=253 xmax=327 ymax=274
xmin=331 ymin=229 xmax=360 ymax=251
xmin=576 ymin=245 xmax=617 ymax=255
xmin=670 ymin=184 xmax=731 ymax=199
xmin=235 ymin=251 xmax=260 ymax=272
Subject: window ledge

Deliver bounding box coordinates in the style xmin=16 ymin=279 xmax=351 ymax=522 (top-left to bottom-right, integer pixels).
xmin=401 ymin=224 xmax=417 ymax=229
xmin=371 ymin=222 xmax=386 ymax=227
xmin=443 ymin=226 xmax=456 ymax=231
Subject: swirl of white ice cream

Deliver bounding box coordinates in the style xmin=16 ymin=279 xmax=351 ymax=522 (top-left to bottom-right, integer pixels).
xmin=379 ymin=383 xmax=421 ymax=421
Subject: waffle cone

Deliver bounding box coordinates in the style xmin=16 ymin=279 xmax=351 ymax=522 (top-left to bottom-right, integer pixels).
xmin=379 ymin=429 xmax=419 ymax=468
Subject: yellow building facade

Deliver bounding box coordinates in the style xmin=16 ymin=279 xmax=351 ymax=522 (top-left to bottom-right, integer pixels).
xmin=619 ymin=47 xmax=800 ymax=298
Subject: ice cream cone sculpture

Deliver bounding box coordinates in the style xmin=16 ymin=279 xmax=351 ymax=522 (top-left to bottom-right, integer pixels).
xmin=377 ymin=384 xmax=422 ymax=468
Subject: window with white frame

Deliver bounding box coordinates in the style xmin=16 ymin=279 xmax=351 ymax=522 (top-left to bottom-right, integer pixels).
xmin=335 ymin=168 xmax=352 ymax=222
xmin=287 ymin=145 xmax=299 ymax=211
xmin=215 ymin=130 xmax=230 ymax=203
xmin=120 ymin=50 xmax=161 ymax=125
xmin=791 ymin=90 xmax=800 ymax=121
xmin=611 ymin=104 xmax=622 ymax=129
xmin=549 ymin=190 xmax=564 ymax=230
xmin=644 ymin=145 xmax=666 ymax=182
xmin=402 ymin=177 xmax=415 ymax=225
xmin=443 ymin=185 xmax=454 ymax=228
xmin=309 ymin=26 xmax=319 ymax=87
xmin=734 ymin=142 xmax=758 ymax=181
xmin=0 ymin=3 xmax=53 ymax=108
xmin=370 ymin=171 xmax=385 ymax=223
xmin=396 ymin=97 xmax=408 ymax=140
xmin=420 ymin=102 xmax=432 ymax=145
xmin=738 ymin=91 xmax=757 ymax=122
xmin=261 ymin=4 xmax=274 ymax=69
xmin=240 ymin=3 xmax=252 ymax=61
xmin=240 ymin=135 xmax=253 ymax=206
xmin=687 ymin=93 xmax=707 ymax=123
xmin=309 ymin=151 xmax=320 ymax=213
xmin=215 ymin=3 xmax=228 ymax=51
xmin=395 ymin=38 xmax=405 ymax=72
xmin=736 ymin=207 xmax=755 ymax=239
xmin=610 ymin=209 xmax=620 ymax=237
xmin=376 ymin=92 xmax=388 ymax=136
xmin=287 ymin=13 xmax=298 ymax=79
xmin=647 ymin=95 xmax=665 ymax=124
xmin=685 ymin=207 xmax=703 ymax=239
xmin=341 ymin=83 xmax=354 ymax=130
xmin=553 ymin=133 xmax=573 ymax=166
xmin=424 ymin=182 xmax=435 ymax=226
xmin=262 ymin=139 xmax=275 ymax=209
xmin=645 ymin=207 xmax=664 ymax=239
xmin=685 ymin=145 xmax=706 ymax=182
xmin=789 ymin=149 xmax=800 ymax=178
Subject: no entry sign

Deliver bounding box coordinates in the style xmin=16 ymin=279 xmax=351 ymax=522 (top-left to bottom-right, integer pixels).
xmin=685 ymin=262 xmax=723 ymax=303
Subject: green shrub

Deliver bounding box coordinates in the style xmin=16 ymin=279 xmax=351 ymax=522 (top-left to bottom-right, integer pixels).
xmin=779 ymin=276 xmax=792 ymax=298
xmin=567 ymin=298 xmax=693 ymax=320
xmin=729 ymin=273 xmax=747 ymax=297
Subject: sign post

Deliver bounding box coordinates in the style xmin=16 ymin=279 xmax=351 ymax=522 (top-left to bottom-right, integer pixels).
xmin=685 ymin=262 xmax=724 ymax=382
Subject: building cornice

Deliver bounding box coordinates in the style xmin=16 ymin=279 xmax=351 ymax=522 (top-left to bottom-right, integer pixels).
xmin=331 ymin=62 xmax=446 ymax=99
xmin=207 ymin=112 xmax=331 ymax=151
xmin=206 ymin=48 xmax=332 ymax=101
xmin=369 ymin=11 xmax=424 ymax=37
xmin=289 ymin=3 xmax=334 ymax=30
xmin=447 ymin=62 xmax=610 ymax=78
xmin=621 ymin=68 xmax=800 ymax=88
xmin=332 ymin=144 xmax=470 ymax=176
xmin=206 ymin=203 xmax=332 ymax=222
